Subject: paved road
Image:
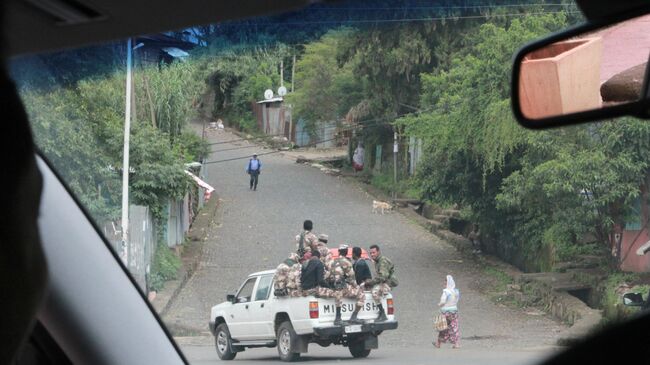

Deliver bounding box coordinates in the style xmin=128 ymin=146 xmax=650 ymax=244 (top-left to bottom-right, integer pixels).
xmin=165 ymin=129 xmax=567 ymax=363
xmin=177 ymin=340 xmax=559 ymax=365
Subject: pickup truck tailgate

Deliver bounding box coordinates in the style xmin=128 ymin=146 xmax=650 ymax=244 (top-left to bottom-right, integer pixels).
xmin=316 ymin=292 xmax=395 ymax=323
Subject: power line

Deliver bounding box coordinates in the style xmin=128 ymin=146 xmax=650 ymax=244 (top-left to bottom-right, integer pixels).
xmin=208 ymin=124 xmax=348 ymax=153
xmin=308 ymin=4 xmax=572 ymax=10
xmin=206 ymin=92 xmax=469 ymax=157
xmin=211 ymin=144 xmax=259 ymax=153
xmin=215 ymin=10 xmax=578 ymax=27
xmin=207 ymin=100 xmax=454 ymax=153
xmin=275 ymin=11 xmax=579 ymax=25
xmin=203 ymin=105 xmax=443 ymax=165
xmin=207 ymin=122 xmax=343 ymax=146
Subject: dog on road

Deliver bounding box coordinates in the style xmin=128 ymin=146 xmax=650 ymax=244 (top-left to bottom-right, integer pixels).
xmin=372 ymin=200 xmax=393 ymax=214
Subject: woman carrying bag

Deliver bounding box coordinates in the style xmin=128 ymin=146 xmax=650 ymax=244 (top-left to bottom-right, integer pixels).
xmin=434 ymin=275 xmax=460 ymax=349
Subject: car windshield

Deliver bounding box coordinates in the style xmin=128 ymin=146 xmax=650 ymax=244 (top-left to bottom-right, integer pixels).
xmin=11 ymin=0 xmax=650 ymax=363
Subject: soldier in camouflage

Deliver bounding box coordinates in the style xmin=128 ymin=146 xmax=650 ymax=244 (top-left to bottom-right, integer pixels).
xmin=295 ymin=220 xmax=319 ymax=256
xmin=327 ymin=244 xmax=365 ymax=325
xmin=320 ymin=244 xmax=334 ymax=288
xmin=367 ymin=244 xmax=398 ymax=322
xmin=273 ymin=252 xmax=302 ymax=297
xmin=286 ymin=258 xmax=302 ymax=294
xmin=317 ymin=233 xmax=329 ymax=249
xmin=319 ymin=244 xmax=332 ymax=266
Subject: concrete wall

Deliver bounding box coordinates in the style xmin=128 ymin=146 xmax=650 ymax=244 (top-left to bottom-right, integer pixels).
xmin=129 ymin=205 xmax=156 ymax=292
xmin=620 ymin=229 xmax=650 ymax=272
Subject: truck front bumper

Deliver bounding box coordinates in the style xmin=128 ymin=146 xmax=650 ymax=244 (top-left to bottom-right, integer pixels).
xmin=313 ymin=320 xmax=398 ymax=337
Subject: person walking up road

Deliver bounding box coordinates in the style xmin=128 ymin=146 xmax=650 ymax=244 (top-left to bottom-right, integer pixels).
xmin=246 ymin=153 xmax=261 ymax=190
xmin=434 ymin=275 xmax=461 ymax=349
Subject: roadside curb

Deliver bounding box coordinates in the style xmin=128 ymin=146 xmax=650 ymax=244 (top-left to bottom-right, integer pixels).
xmin=338 ymin=173 xmax=601 ymax=345
xmin=152 ymin=194 xmax=220 ymax=317
xmin=398 ymin=200 xmax=603 ymax=344
xmin=517 ymin=274 xmax=603 ymax=346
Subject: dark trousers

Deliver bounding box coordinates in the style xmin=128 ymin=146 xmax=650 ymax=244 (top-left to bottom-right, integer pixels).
xmin=249 ymin=170 xmax=259 ymax=189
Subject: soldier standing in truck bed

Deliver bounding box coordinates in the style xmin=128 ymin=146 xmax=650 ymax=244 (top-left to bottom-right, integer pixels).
xmin=367 ymin=244 xmax=398 ymax=322
xmin=295 ymin=220 xmax=318 ymax=256
xmin=327 ymin=244 xmax=365 ymax=325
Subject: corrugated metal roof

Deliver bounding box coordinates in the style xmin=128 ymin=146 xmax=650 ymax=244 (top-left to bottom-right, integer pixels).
xmin=257 ymin=97 xmax=284 ymax=104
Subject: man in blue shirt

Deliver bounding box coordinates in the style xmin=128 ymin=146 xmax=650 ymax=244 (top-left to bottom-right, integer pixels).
xmin=246 ymin=154 xmax=261 ymax=190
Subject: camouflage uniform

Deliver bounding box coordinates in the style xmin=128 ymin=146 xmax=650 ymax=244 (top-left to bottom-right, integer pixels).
xmin=273 ymin=253 xmax=301 ymax=297
xmin=296 ymin=230 xmax=319 ymax=255
xmin=320 ymin=246 xmax=335 ymax=285
xmin=368 ymin=255 xmax=398 ymax=304
xmin=327 ymin=256 xmax=365 ymax=307
xmin=290 ymin=286 xmax=335 ymax=299
xmin=286 ymin=259 xmax=302 ymax=293
xmin=313 ymin=249 xmax=336 ymax=300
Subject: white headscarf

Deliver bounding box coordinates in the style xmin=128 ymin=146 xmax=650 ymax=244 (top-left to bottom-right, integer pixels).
xmin=444 ymin=275 xmax=457 ymax=296
xmin=446 ymin=275 xmax=455 ymax=289
xmin=439 ymin=274 xmax=460 ymax=307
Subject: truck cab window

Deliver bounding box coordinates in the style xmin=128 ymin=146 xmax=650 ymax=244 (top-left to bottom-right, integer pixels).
xmin=236 ymin=278 xmax=257 ymax=303
xmin=254 ymin=275 xmax=273 ymax=301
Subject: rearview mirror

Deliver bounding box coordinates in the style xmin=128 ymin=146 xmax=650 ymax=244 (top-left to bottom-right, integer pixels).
xmin=512 ymin=11 xmax=650 ymax=128
xmin=226 ymin=294 xmax=235 ymax=303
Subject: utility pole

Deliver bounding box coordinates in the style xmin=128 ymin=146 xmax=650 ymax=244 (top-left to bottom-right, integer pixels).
xmin=393 ymin=131 xmax=398 ymax=199
xmin=280 ymin=60 xmax=284 ymax=87
xmin=121 ymin=38 xmax=133 ymax=265
xmin=291 ymin=54 xmax=296 ymax=93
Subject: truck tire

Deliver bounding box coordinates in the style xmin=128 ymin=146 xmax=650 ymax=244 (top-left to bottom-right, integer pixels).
xmin=349 ymin=341 xmax=371 ymax=358
xmin=215 ymin=323 xmax=237 ymax=360
xmin=276 ymin=321 xmax=300 ymax=362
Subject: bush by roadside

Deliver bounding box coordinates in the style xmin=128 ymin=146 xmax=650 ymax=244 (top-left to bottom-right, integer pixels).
xmin=594 ymin=273 xmax=650 ymax=327
xmin=149 ymin=243 xmax=182 ymax=292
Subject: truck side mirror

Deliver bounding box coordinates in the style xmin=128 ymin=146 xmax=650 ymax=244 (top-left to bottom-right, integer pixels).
xmin=226 ymin=294 xmax=235 ymax=303
xmin=623 ymin=292 xmax=644 ymax=307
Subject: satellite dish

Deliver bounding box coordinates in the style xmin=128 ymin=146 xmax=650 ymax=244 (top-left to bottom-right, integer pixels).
xmin=264 ymin=89 xmax=274 ymax=100
xmin=278 ymin=86 xmax=287 ymax=97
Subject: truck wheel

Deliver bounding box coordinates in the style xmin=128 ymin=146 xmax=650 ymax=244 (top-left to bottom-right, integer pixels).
xmin=215 ymin=323 xmax=237 ymax=360
xmin=349 ymin=342 xmax=371 ymax=358
xmin=277 ymin=321 xmax=300 ymax=362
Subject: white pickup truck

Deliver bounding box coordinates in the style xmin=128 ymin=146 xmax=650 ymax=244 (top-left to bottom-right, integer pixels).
xmin=209 ymin=269 xmax=398 ymax=361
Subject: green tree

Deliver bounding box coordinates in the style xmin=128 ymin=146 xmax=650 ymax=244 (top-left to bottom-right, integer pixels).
xmin=22 ymin=65 xmax=207 ymax=225
xmin=397 ymin=11 xmax=650 ymax=270
xmin=22 ymin=87 xmax=122 ymax=222
xmin=202 ymin=43 xmax=293 ymax=131
xmin=497 ymin=120 xmax=650 ymax=267
xmin=288 ymin=28 xmax=363 ymax=137
xmin=396 ymin=13 xmax=572 ymax=270
xmin=136 ymin=60 xmax=206 ymax=140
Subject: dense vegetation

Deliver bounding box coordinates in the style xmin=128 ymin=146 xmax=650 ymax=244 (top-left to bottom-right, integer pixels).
xmin=18 ymin=0 xmax=646 ymax=279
